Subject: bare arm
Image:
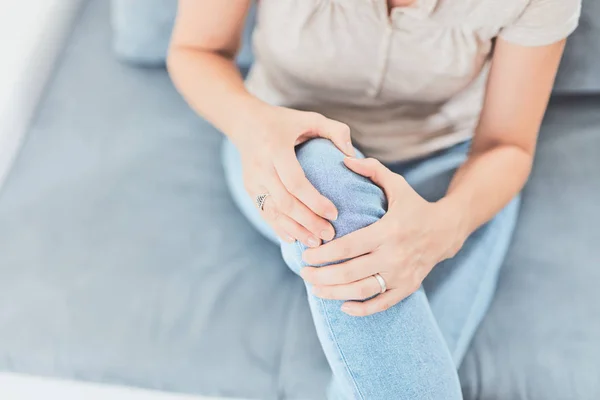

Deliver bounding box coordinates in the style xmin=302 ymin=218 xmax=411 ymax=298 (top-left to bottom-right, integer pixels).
xmin=442 ymin=38 xmax=567 ymax=240
xmin=167 ymin=0 xmax=263 ymax=138
xmin=301 ymin=38 xmax=569 ymax=316
xmin=168 ymin=0 xmax=355 ymax=247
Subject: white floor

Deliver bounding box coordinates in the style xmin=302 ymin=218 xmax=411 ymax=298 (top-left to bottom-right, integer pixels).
xmin=0 ymin=373 xmax=235 ymax=400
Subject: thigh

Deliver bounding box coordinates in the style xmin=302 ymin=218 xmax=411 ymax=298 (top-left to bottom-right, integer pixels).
xmin=400 ymin=144 xmax=521 ymax=366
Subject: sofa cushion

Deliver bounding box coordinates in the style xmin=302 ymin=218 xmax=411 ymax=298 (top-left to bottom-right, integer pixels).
xmin=459 ymin=96 xmax=600 ymax=399
xmin=0 ymin=1 xmax=319 ymax=398
xmin=0 ymin=1 xmax=599 ymax=400
xmin=554 ymin=0 xmax=600 ymax=93
xmin=110 ymin=0 xmax=255 ymax=68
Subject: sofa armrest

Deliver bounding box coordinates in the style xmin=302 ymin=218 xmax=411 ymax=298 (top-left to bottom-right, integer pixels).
xmin=0 ymin=0 xmax=83 ymax=189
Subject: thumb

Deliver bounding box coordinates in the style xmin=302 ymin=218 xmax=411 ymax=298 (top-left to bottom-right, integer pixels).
xmin=311 ymin=116 xmax=355 ymax=157
xmin=343 ymin=157 xmax=397 ymax=190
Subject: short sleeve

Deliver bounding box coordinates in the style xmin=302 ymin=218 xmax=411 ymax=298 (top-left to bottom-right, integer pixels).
xmin=499 ymin=0 xmax=582 ymax=47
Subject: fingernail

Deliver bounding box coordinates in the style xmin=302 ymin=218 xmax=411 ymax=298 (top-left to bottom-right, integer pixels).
xmin=325 ymin=211 xmax=338 ymax=221
xmin=320 ymin=229 xmax=334 ymax=241
xmin=341 ymin=304 xmax=351 ymax=312
xmin=307 ymin=236 xmax=320 ymax=248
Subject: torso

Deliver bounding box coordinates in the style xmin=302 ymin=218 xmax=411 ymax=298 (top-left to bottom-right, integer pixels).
xmin=244 ymin=0 xmax=538 ymax=161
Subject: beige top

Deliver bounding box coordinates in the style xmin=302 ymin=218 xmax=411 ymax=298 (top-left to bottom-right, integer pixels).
xmin=245 ymin=0 xmax=581 ymax=162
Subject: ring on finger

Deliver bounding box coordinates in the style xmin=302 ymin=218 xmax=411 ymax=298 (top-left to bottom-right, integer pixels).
xmin=373 ymin=273 xmax=387 ymax=294
xmin=255 ymin=193 xmax=270 ymax=211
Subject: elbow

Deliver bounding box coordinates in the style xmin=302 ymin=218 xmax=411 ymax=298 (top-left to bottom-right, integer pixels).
xmin=166 ymin=44 xmax=236 ymax=78
xmin=166 ymin=44 xmax=182 ymax=79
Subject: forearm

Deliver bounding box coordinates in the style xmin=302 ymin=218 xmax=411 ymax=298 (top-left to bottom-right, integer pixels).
xmin=167 ymin=48 xmax=269 ymax=142
xmin=439 ymin=141 xmax=533 ymax=242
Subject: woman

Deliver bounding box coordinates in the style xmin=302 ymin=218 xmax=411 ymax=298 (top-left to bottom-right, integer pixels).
xmin=168 ymin=1 xmax=581 ymax=398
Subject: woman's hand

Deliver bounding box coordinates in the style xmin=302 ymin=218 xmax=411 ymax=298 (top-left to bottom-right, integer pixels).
xmin=300 ymin=157 xmax=467 ymax=316
xmin=235 ymin=106 xmax=355 ymax=248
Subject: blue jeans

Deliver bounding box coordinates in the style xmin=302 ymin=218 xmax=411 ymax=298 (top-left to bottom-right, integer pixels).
xmin=222 ymin=138 xmax=520 ymax=399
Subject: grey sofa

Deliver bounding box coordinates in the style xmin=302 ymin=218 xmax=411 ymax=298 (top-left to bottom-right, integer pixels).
xmin=0 ymin=0 xmax=599 ymax=399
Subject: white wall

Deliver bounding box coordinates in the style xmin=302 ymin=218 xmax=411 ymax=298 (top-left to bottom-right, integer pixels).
xmin=0 ymin=0 xmax=82 ymax=188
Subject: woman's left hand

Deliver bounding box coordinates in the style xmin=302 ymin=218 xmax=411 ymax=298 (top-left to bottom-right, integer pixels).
xmin=300 ymin=157 xmax=467 ymax=317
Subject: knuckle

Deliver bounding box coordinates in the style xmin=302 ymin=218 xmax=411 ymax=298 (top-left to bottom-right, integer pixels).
xmin=269 ymin=208 xmax=281 ymax=222
xmin=338 ymin=245 xmax=352 ymax=260
xmin=336 ymin=123 xmax=351 ymax=138
xmin=304 ymin=111 xmax=322 ymax=119
xmin=304 ymin=111 xmax=325 ymax=125
xmin=287 ymin=177 xmax=305 ymax=194
xmin=305 ymin=216 xmax=323 ymax=234
xmin=365 ymin=158 xmax=382 ymax=170
xmin=341 ymin=268 xmax=355 ymax=283
xmin=393 ymin=174 xmax=408 ymax=188
xmin=278 ymin=196 xmax=295 ymax=215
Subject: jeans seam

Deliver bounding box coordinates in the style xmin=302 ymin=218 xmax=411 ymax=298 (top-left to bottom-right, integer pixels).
xmin=294 ymin=240 xmax=366 ymax=400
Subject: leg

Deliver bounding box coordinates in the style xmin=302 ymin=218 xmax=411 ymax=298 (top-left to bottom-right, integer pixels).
xmin=400 ymin=147 xmax=520 ymax=365
xmin=223 ymin=138 xmax=463 ymax=399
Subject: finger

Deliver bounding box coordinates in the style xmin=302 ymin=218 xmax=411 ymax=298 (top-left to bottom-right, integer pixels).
xmin=274 ymin=150 xmax=338 ymax=221
xmin=311 ymin=115 xmax=355 ymax=157
xmin=341 ymin=289 xmax=404 ymax=317
xmin=262 ymin=196 xmax=321 ymax=248
xmin=260 ymin=196 xmax=294 ymax=244
xmin=300 ymin=254 xmax=379 ymax=286
xmin=312 ymin=275 xmax=383 ymax=301
xmin=343 ymin=157 xmax=399 ymax=194
xmin=302 ymin=222 xmax=383 ymax=265
xmin=268 ymin=167 xmax=335 ymax=242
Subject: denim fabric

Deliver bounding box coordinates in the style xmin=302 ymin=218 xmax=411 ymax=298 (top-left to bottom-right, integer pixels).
xmin=222 ymin=138 xmax=520 ymax=399
xmin=2 ymin=1 xmax=600 ymax=398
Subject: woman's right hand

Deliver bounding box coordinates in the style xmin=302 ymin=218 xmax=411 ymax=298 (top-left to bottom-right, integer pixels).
xmin=234 ymin=105 xmax=355 ymax=248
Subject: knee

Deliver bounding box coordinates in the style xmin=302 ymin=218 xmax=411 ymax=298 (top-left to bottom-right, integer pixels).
xmin=295 ymin=139 xmax=386 ymax=239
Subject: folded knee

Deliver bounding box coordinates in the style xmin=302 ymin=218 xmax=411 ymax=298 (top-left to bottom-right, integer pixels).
xmin=296 ymin=139 xmax=386 ymax=239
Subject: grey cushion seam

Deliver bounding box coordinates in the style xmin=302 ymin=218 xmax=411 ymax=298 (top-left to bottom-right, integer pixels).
xmin=275 ymin=275 xmax=309 ymax=399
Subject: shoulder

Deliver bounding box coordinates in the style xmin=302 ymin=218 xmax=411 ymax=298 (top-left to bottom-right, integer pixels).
xmin=499 ymin=0 xmax=582 ymax=47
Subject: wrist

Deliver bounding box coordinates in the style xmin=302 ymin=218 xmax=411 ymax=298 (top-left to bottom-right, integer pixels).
xmin=434 ymin=195 xmax=472 ymax=257
xmin=228 ymin=97 xmax=275 ymax=148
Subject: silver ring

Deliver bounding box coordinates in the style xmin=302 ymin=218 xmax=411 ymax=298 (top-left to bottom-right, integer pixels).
xmin=373 ymin=273 xmax=387 ymax=294
xmin=255 ymin=193 xmax=270 ymax=211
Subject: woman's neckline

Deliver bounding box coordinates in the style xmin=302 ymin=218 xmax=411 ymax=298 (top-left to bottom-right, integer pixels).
xmin=387 ymin=0 xmax=419 ymax=16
